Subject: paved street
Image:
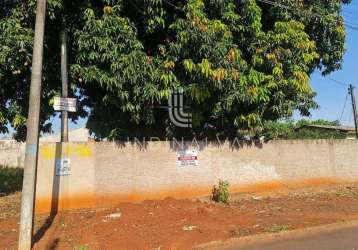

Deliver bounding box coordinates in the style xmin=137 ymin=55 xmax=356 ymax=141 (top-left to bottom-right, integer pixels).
xmin=211 ymin=223 xmax=358 ymax=250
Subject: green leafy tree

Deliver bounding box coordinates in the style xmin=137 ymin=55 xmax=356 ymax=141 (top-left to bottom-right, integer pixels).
xmin=0 ymin=0 xmax=352 ymax=140
xmin=0 ymin=0 xmax=86 ymax=139
xmin=263 ymin=119 xmax=348 ymax=139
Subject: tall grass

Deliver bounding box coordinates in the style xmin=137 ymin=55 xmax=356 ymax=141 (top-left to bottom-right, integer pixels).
xmin=0 ymin=166 xmax=23 ymax=195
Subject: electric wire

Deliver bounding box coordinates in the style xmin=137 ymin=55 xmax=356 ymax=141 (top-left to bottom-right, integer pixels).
xmin=128 ymin=0 xmax=143 ymax=13
xmin=158 ymin=0 xmax=356 ymax=127
xmin=339 ymin=92 xmax=349 ymax=122
xmin=256 ymin=0 xmax=358 ymax=30
xmin=135 ymin=0 xmax=358 ymax=31
xmin=162 ymin=0 xmax=184 ymax=13
xmin=325 ymin=76 xmax=349 ymax=87
xmin=349 ymin=106 xmax=353 ymax=124
xmin=343 ymin=6 xmax=358 ymax=17
xmin=130 ymin=0 xmax=352 ymax=90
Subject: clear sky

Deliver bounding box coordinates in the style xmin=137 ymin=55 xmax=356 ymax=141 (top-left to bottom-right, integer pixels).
xmin=3 ymin=2 xmax=358 ymax=137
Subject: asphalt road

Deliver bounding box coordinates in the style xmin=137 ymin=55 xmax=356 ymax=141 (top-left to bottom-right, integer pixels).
xmin=212 ymin=225 xmax=358 ymax=250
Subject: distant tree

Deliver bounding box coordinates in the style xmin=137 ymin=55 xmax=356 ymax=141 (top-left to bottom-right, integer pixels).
xmin=0 ymin=0 xmax=352 ymax=140
xmin=262 ymin=119 xmax=296 ymax=139
xmin=263 ymin=119 xmax=347 ymax=139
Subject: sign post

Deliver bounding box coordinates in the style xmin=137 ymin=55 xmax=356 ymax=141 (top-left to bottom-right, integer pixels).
xmin=60 ymin=29 xmax=69 ymax=142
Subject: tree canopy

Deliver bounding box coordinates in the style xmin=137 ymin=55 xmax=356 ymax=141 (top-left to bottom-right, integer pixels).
xmin=0 ymin=0 xmax=352 ymax=140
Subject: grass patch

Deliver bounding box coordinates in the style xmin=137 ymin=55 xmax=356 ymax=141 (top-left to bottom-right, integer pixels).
xmin=74 ymin=246 xmax=88 ymax=250
xmin=265 ymin=224 xmax=291 ymax=233
xmin=229 ymin=228 xmax=252 ymax=238
xmin=0 ymin=166 xmax=23 ymax=195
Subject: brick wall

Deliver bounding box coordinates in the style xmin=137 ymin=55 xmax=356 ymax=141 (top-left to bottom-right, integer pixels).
xmin=34 ymin=140 xmax=358 ymax=213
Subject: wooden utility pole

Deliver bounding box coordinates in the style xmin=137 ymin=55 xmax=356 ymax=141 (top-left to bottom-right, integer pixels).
xmin=18 ymin=0 xmax=47 ymax=249
xmin=60 ymin=28 xmax=69 ymax=142
xmin=349 ymin=84 xmax=358 ymax=139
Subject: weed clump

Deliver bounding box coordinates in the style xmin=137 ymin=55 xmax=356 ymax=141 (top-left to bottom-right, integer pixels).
xmin=212 ymin=179 xmax=230 ymax=204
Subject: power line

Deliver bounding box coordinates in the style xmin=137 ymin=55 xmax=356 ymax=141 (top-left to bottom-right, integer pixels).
xmin=342 ymin=11 xmax=358 ymax=20
xmin=128 ymin=0 xmax=143 ymax=13
xmin=162 ymin=0 xmax=184 ymax=13
xmin=342 ymin=6 xmax=358 ymax=17
xmin=258 ymin=0 xmax=292 ymax=11
xmin=131 ymin=0 xmax=358 ymax=31
xmin=339 ymin=92 xmax=349 ymax=122
xmin=325 ymin=76 xmax=349 ymax=87
xmin=129 ymin=0 xmax=352 ymax=91
xmin=257 ymin=0 xmax=358 ymax=30
xmin=344 ymin=19 xmax=358 ymax=29
xmin=346 ymin=1 xmax=358 ymax=7
xmin=345 ymin=23 xmax=358 ymax=31
xmin=129 ymin=0 xmax=185 ymax=14
xmin=350 ymin=106 xmax=353 ymax=124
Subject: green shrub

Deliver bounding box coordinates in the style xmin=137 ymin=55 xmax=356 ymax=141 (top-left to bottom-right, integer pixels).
xmin=212 ymin=179 xmax=230 ymax=204
xmin=0 ymin=166 xmax=23 ymax=195
xmin=74 ymin=246 xmax=88 ymax=250
xmin=265 ymin=224 xmax=291 ymax=233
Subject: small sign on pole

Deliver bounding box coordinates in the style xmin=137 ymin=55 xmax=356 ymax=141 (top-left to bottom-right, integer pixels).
xmin=55 ymin=158 xmax=71 ymax=176
xmin=53 ymin=97 xmax=77 ymax=112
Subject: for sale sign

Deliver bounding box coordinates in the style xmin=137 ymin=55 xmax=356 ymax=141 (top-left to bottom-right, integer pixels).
xmin=177 ymin=150 xmax=198 ymax=167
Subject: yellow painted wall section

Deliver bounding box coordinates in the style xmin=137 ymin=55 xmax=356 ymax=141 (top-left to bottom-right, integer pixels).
xmin=39 ymin=143 xmax=94 ymax=159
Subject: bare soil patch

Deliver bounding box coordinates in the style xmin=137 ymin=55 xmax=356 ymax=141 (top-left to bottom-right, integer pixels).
xmin=1 ymin=184 xmax=358 ymax=250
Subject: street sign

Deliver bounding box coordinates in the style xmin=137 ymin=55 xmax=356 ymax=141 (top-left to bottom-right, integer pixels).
xmin=53 ymin=97 xmax=77 ymax=112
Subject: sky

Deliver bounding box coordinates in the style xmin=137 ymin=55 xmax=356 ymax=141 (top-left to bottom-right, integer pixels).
xmin=300 ymin=1 xmax=358 ymax=126
xmin=3 ymin=2 xmax=358 ymax=137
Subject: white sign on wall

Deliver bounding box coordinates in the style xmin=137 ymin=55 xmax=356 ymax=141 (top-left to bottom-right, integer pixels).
xmin=177 ymin=150 xmax=198 ymax=167
xmin=55 ymin=158 xmax=71 ymax=176
xmin=53 ymin=97 xmax=77 ymax=112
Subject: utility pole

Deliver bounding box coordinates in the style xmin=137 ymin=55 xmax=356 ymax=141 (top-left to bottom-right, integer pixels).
xmin=18 ymin=0 xmax=47 ymax=249
xmin=349 ymin=84 xmax=358 ymax=139
xmin=60 ymin=28 xmax=69 ymax=142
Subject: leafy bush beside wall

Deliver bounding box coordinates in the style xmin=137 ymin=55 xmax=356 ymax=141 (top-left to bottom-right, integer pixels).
xmin=212 ymin=180 xmax=230 ymax=204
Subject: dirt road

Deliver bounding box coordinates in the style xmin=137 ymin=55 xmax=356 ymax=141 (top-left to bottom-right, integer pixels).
xmin=1 ymin=184 xmax=358 ymax=249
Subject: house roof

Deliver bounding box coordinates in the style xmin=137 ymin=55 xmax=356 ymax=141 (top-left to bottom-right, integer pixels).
xmin=300 ymin=124 xmax=356 ymax=132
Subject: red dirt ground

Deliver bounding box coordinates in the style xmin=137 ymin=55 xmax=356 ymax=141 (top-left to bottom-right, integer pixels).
xmin=2 ymin=184 xmax=358 ymax=250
